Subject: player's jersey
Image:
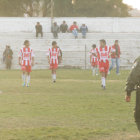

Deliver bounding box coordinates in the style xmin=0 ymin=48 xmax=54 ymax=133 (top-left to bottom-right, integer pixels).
xmin=97 ymin=46 xmax=111 ymax=62
xmin=47 ymin=47 xmax=61 ymax=65
xmin=90 ymin=48 xmax=98 ymax=63
xmin=19 ymin=47 xmax=34 ymax=66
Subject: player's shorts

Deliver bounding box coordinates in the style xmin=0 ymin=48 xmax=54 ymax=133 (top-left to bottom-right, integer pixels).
xmin=99 ymin=60 xmax=109 ymax=74
xmin=21 ymin=65 xmax=32 ymax=73
xmin=50 ymin=63 xmax=58 ymax=70
xmin=91 ymin=60 xmax=99 ymax=67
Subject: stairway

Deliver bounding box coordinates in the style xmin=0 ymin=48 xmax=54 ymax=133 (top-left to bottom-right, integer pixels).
xmin=0 ymin=32 xmax=140 ymax=69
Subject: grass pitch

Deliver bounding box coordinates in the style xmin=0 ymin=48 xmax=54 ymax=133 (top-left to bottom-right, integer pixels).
xmin=0 ymin=69 xmax=139 ymax=140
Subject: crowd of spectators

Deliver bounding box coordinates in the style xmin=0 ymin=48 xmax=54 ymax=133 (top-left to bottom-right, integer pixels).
xmin=35 ymin=21 xmax=88 ymax=39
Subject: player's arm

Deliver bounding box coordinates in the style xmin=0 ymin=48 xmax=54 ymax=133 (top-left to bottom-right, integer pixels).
xmin=58 ymin=49 xmax=62 ymax=64
xmin=19 ymin=57 xmax=21 ymax=65
xmin=31 ymin=50 xmax=35 ymax=66
xmin=90 ymin=55 xmax=92 ymax=64
xmin=48 ymin=56 xmax=50 ymax=64
xmin=125 ymin=59 xmax=140 ymax=102
xmin=31 ymin=57 xmax=34 ymax=66
xmin=18 ymin=50 xmax=22 ymax=65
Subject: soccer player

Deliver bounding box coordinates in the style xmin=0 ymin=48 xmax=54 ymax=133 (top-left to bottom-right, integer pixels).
xmin=47 ymin=41 xmax=62 ymax=83
xmin=90 ymin=44 xmax=98 ymax=76
xmin=19 ymin=40 xmax=34 ymax=87
xmin=97 ymin=39 xmax=111 ymax=90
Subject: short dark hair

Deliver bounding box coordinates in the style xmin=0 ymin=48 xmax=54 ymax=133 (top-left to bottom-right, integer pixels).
xmin=24 ymin=40 xmax=29 ymax=45
xmin=115 ymin=40 xmax=119 ymax=42
xmin=52 ymin=41 xmax=57 ymax=46
xmin=100 ymin=39 xmax=106 ymax=45
xmin=92 ymin=44 xmax=96 ymax=48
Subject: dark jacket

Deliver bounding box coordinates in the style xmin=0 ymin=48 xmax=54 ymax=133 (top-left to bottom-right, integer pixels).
xmin=60 ymin=24 xmax=68 ymax=33
xmin=3 ymin=48 xmax=13 ymax=62
xmin=126 ymin=57 xmax=140 ymax=96
xmin=35 ymin=25 xmax=43 ymax=32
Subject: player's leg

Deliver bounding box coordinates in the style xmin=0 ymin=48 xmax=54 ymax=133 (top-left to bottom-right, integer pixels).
xmin=95 ymin=63 xmax=99 ymax=76
xmin=26 ymin=66 xmax=32 ymax=87
xmin=134 ymin=92 xmax=140 ymax=131
xmin=52 ymin=69 xmax=56 ymax=83
xmin=99 ymin=62 xmax=106 ymax=89
xmin=101 ymin=72 xmax=106 ymax=90
xmin=92 ymin=66 xmax=96 ymax=76
xmin=21 ymin=66 xmax=26 ymax=86
xmin=26 ymin=72 xmax=31 ymax=87
xmin=22 ymin=71 xmax=26 ymax=87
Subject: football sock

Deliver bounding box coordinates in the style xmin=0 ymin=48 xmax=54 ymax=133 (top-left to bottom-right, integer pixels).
xmin=95 ymin=68 xmax=98 ymax=75
xmin=22 ymin=74 xmax=26 ymax=84
xmin=102 ymin=77 xmax=106 ymax=87
xmin=54 ymin=74 xmax=56 ymax=80
xmin=52 ymin=74 xmax=56 ymax=81
xmin=92 ymin=67 xmax=96 ymax=76
xmin=26 ymin=75 xmax=30 ymax=85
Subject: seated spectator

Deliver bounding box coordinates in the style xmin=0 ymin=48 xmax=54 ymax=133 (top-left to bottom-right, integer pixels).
xmin=80 ymin=24 xmax=88 ymax=39
xmin=3 ymin=45 xmax=13 ymax=70
xmin=35 ymin=22 xmax=43 ymax=38
xmin=60 ymin=21 xmax=68 ymax=33
xmin=70 ymin=22 xmax=79 ymax=39
xmin=51 ymin=22 xmax=60 ymax=39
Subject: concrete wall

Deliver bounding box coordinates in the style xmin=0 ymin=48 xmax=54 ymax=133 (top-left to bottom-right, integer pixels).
xmin=0 ymin=17 xmax=140 ymax=33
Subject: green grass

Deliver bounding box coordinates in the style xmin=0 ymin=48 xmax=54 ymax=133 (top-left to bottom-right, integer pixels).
xmin=0 ymin=69 xmax=139 ymax=140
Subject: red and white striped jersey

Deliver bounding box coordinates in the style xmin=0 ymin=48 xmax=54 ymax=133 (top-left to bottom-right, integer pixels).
xmin=90 ymin=48 xmax=98 ymax=62
xmin=47 ymin=47 xmax=61 ymax=65
xmin=97 ymin=46 xmax=111 ymax=62
xmin=19 ymin=47 xmax=34 ymax=66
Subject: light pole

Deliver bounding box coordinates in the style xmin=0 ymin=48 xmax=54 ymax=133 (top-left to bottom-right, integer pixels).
xmin=51 ymin=0 xmax=54 ymax=25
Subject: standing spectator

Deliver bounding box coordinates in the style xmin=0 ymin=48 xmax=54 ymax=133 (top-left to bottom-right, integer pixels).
xmin=90 ymin=44 xmax=98 ymax=76
xmin=3 ymin=45 xmax=13 ymax=70
xmin=35 ymin=22 xmax=43 ymax=38
xmin=51 ymin=22 xmax=60 ymax=39
xmin=109 ymin=40 xmax=121 ymax=75
xmin=60 ymin=21 xmax=68 ymax=33
xmin=70 ymin=22 xmax=79 ymax=39
xmin=80 ymin=24 xmax=88 ymax=39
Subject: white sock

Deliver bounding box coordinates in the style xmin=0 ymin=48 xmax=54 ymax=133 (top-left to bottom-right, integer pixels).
xmin=95 ymin=68 xmax=98 ymax=75
xmin=22 ymin=74 xmax=26 ymax=84
xmin=54 ymin=74 xmax=56 ymax=80
xmin=26 ymin=75 xmax=30 ymax=85
xmin=102 ymin=77 xmax=106 ymax=87
xmin=92 ymin=67 xmax=96 ymax=76
xmin=52 ymin=74 xmax=56 ymax=81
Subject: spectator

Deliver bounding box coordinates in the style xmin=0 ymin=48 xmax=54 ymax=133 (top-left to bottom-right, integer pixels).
xmin=109 ymin=40 xmax=121 ymax=75
xmin=80 ymin=24 xmax=88 ymax=39
xmin=3 ymin=45 xmax=13 ymax=70
xmin=70 ymin=22 xmax=79 ymax=39
xmin=35 ymin=22 xmax=43 ymax=38
xmin=51 ymin=22 xmax=60 ymax=39
xmin=60 ymin=21 xmax=68 ymax=33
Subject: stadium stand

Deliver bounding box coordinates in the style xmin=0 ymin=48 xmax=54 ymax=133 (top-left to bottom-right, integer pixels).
xmin=0 ymin=17 xmax=139 ymax=69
